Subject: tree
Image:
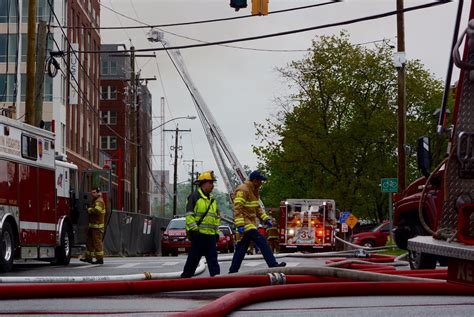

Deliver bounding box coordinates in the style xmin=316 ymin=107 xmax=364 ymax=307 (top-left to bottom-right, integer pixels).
xmin=254 ymin=32 xmax=445 ymax=221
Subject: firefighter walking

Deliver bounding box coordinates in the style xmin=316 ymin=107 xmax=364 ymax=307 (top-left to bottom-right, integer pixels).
xmin=80 ymin=187 xmax=106 ymax=265
xmin=181 ymin=171 xmax=221 ymax=278
xmin=229 ymin=170 xmax=286 ymax=273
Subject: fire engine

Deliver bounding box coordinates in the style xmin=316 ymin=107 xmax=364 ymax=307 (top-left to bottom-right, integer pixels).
xmin=393 ymin=1 xmax=474 ymax=284
xmin=279 ymin=199 xmax=337 ymax=252
xmin=0 ymin=115 xmax=78 ymax=272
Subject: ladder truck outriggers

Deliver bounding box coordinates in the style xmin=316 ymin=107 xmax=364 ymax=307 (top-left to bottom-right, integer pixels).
xmin=393 ymin=1 xmax=474 ymax=285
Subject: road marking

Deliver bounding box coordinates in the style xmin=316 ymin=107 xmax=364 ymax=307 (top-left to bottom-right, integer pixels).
xmin=161 ymin=261 xmax=180 ymax=266
xmin=285 ymin=262 xmax=299 ymax=267
xmin=115 ymin=263 xmax=140 ymax=269
xmin=243 ymin=261 xmax=265 ymax=267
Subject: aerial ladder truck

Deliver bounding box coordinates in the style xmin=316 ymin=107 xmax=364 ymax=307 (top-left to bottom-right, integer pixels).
xmin=147 ymin=29 xmax=258 ymax=224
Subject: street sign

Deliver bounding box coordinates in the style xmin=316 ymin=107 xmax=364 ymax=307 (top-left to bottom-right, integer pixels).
xmin=339 ymin=211 xmax=351 ymax=224
xmin=381 ymin=178 xmax=398 ymax=193
xmin=341 ymin=223 xmax=349 ymax=233
xmin=345 ymin=214 xmax=359 ymax=229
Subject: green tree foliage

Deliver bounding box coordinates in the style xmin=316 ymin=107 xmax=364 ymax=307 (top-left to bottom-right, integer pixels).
xmin=254 ymin=32 xmax=445 ymax=221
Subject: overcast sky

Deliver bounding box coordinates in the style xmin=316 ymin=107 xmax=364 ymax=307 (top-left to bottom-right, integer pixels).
xmin=100 ymin=0 xmax=469 ymax=192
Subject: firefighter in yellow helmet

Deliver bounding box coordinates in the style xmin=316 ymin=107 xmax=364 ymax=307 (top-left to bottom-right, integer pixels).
xmin=181 ymin=171 xmax=221 ymax=278
xmin=80 ymin=187 xmax=106 ymax=265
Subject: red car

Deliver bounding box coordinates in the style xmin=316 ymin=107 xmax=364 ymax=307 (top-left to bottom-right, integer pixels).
xmin=161 ymin=217 xmax=191 ymax=256
xmin=218 ymin=225 xmax=235 ymax=253
xmin=351 ymin=221 xmax=391 ymax=248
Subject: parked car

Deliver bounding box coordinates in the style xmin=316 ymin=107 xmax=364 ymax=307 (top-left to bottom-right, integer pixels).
xmin=216 ymin=230 xmax=230 ymax=253
xmin=161 ymin=217 xmax=191 ymax=256
xmin=351 ymin=221 xmax=391 ymax=248
xmin=218 ymin=225 xmax=235 ymax=253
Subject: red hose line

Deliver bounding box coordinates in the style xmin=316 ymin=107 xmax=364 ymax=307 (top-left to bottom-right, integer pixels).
xmin=169 ymin=281 xmax=474 ymax=317
xmin=0 ymin=275 xmax=335 ymax=300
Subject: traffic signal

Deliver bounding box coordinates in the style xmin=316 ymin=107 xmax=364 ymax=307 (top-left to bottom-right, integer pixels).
xmin=252 ymin=0 xmax=268 ymax=16
xmin=230 ymin=0 xmax=247 ymax=12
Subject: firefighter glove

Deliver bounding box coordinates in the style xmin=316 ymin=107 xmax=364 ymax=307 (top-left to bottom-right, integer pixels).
xmin=237 ymin=226 xmax=245 ymax=235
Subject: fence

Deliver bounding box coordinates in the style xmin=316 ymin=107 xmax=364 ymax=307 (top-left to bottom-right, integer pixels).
xmin=102 ymin=210 xmax=170 ymax=256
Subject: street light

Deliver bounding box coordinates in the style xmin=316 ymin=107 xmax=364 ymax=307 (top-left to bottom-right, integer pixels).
xmin=148 ymin=115 xmax=196 ymax=134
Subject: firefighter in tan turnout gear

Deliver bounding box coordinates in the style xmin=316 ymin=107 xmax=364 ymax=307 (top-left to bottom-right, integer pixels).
xmin=80 ymin=187 xmax=106 ymax=265
xmin=229 ymin=170 xmax=286 ymax=273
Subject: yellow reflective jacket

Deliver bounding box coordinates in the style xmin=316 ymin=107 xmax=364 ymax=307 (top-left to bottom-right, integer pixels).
xmin=185 ymin=188 xmax=220 ymax=235
xmin=233 ymin=181 xmax=269 ymax=232
xmin=88 ymin=196 xmax=106 ymax=229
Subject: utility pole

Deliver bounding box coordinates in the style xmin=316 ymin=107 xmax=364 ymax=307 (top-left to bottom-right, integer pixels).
xmin=164 ymin=128 xmax=191 ymax=217
xmin=34 ymin=21 xmax=47 ymax=127
xmin=129 ymin=46 xmax=137 ymax=213
xmin=25 ymin=0 xmax=37 ymax=125
xmin=396 ymin=0 xmax=406 ymax=193
xmin=184 ymin=159 xmax=203 ymax=195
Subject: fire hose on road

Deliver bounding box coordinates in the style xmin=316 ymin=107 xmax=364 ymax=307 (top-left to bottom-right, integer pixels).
xmin=0 ymin=251 xmax=468 ymax=316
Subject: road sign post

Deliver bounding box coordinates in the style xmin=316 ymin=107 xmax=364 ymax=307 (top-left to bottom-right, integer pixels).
xmin=381 ymin=178 xmax=398 ymax=237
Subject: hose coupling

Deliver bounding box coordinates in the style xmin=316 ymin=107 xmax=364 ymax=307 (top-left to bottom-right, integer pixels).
xmin=267 ymin=272 xmax=286 ymax=285
xmin=143 ymin=272 xmax=152 ymax=280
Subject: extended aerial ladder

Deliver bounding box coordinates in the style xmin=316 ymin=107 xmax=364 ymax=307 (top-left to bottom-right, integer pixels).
xmin=147 ymin=29 xmax=249 ymax=201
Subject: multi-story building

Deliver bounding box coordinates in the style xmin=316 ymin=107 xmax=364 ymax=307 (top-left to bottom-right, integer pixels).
xmin=65 ymin=0 xmax=102 ymax=178
xmin=99 ymin=44 xmax=152 ymax=214
xmin=99 ymin=43 xmax=131 ymax=211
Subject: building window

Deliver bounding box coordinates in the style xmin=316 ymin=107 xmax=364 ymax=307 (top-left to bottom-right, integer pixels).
xmin=18 ymin=74 xmax=53 ymax=102
xmin=101 ymin=61 xmax=118 ymax=76
xmin=99 ymin=111 xmax=117 ymax=125
xmin=21 ymin=0 xmax=53 ymax=23
xmin=0 ymin=34 xmax=20 ymax=63
xmin=100 ymin=85 xmax=117 ymax=100
xmin=0 ymin=74 xmax=16 ymax=102
xmin=100 ymin=136 xmax=117 ymax=150
xmin=0 ymin=0 xmax=19 ymax=23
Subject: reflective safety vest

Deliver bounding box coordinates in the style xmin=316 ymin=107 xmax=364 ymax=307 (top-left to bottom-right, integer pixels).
xmin=88 ymin=196 xmax=106 ymax=229
xmin=185 ymin=188 xmax=220 ymax=235
xmin=233 ymin=181 xmax=269 ymax=233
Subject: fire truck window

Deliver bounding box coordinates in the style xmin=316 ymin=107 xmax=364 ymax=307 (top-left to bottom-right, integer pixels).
xmin=21 ymin=134 xmax=38 ymax=160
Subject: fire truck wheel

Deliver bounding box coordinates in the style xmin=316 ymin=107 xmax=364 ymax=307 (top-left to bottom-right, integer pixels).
xmin=408 ymin=225 xmax=437 ymax=270
xmin=54 ymin=224 xmax=73 ymax=265
xmin=0 ymin=222 xmax=15 ymax=273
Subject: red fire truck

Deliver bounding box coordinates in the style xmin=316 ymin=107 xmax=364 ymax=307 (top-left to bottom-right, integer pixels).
xmin=0 ymin=115 xmax=78 ymax=272
xmin=279 ymin=199 xmax=337 ymax=252
xmin=393 ymin=2 xmax=474 ymax=284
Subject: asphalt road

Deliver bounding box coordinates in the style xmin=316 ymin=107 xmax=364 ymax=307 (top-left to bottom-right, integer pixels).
xmin=0 ymin=255 xmax=472 ymax=316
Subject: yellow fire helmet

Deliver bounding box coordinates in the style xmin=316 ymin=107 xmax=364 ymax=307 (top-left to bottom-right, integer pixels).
xmin=196 ymin=170 xmax=217 ymax=183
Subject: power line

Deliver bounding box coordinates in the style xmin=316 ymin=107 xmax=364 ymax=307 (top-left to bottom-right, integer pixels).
xmin=77 ymin=1 xmax=450 ymax=55
xmin=45 ymin=0 xmax=139 ymax=146
xmin=59 ymin=1 xmax=341 ymax=30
